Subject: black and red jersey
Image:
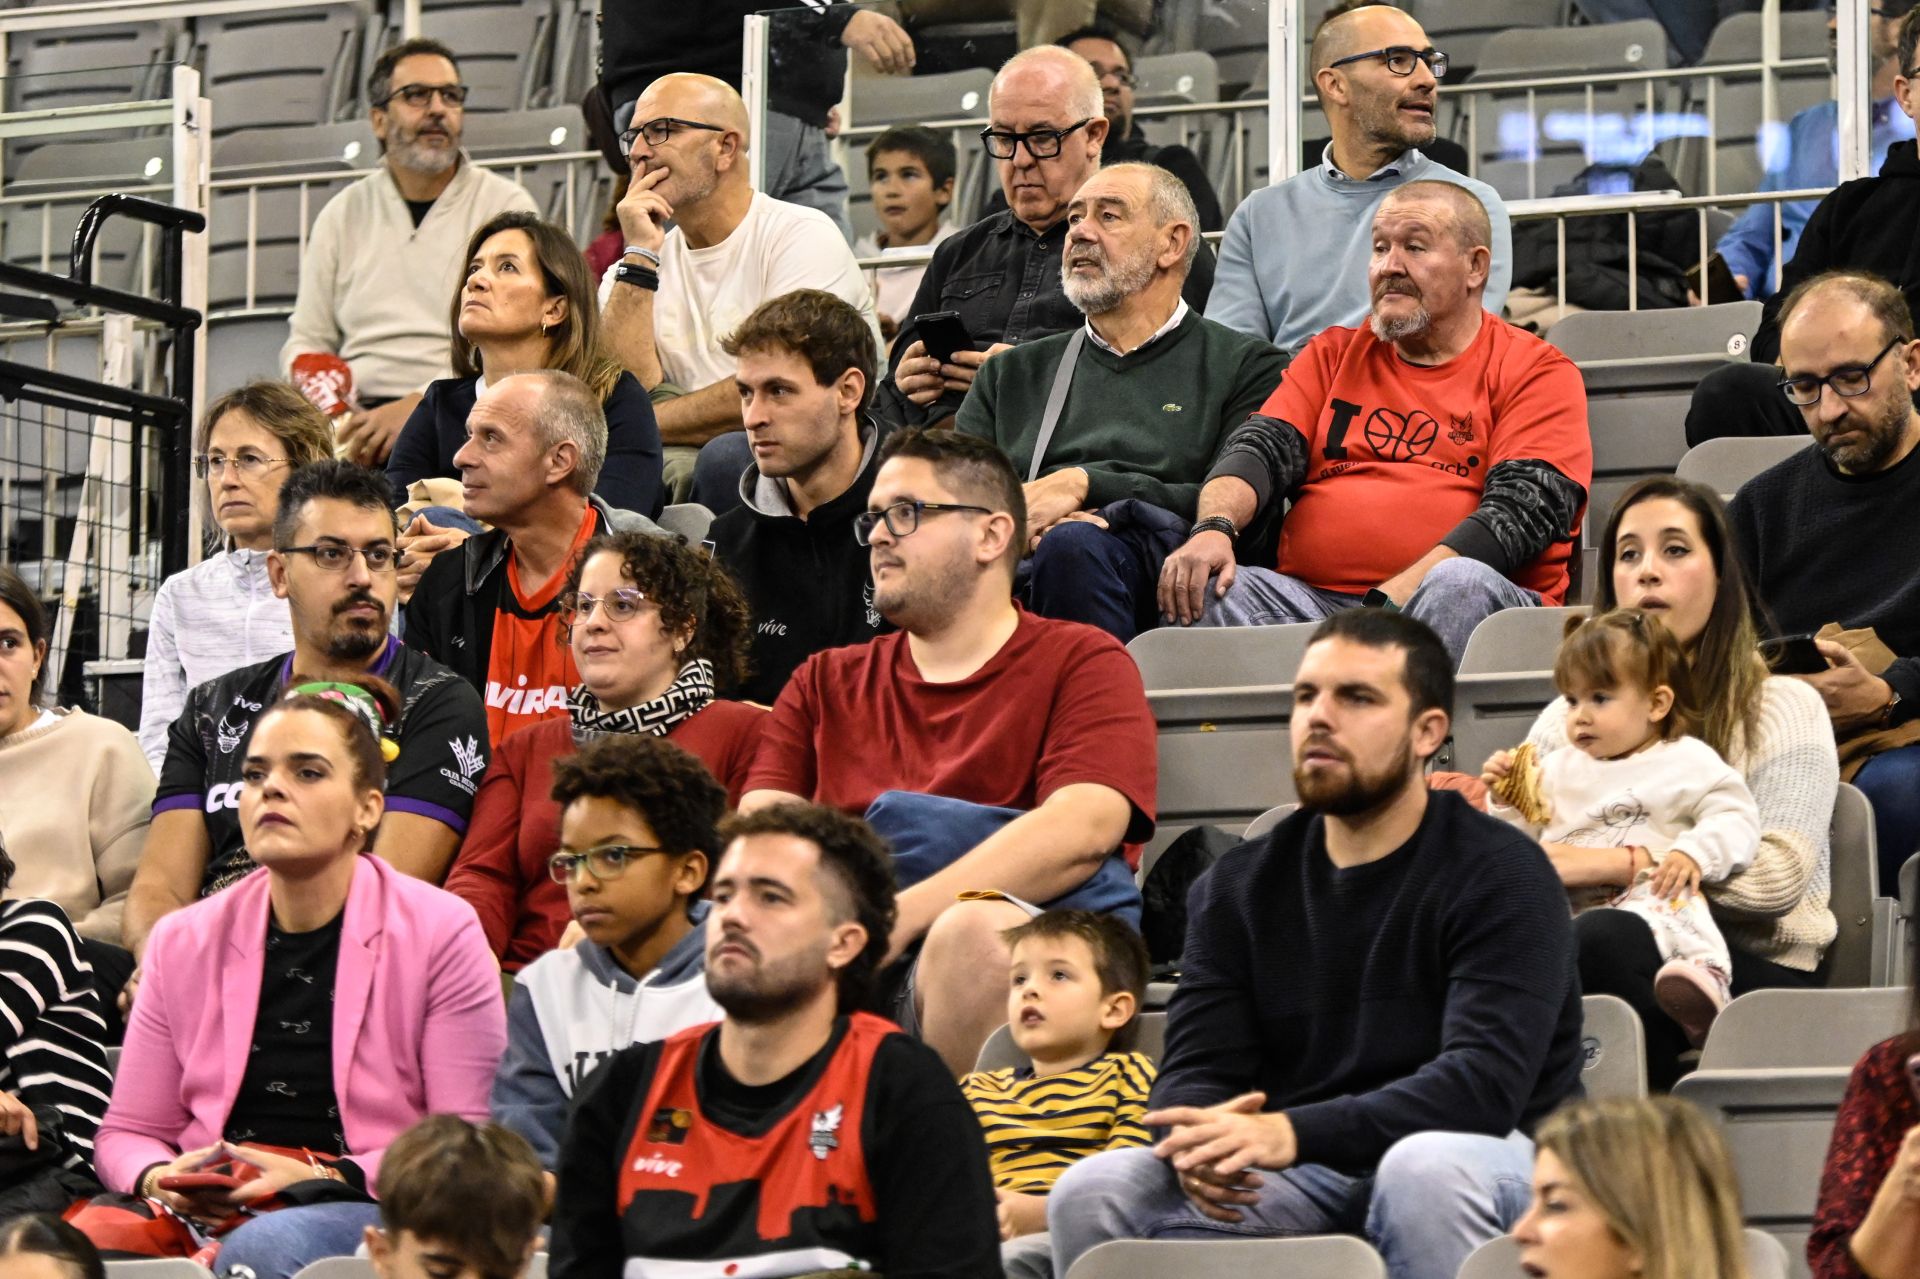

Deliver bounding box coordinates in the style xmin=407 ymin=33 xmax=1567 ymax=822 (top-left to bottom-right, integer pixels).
xmin=550 ymin=1013 xmax=1001 ymax=1279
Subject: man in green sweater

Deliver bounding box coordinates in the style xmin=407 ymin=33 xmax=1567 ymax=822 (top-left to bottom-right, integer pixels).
xmin=956 ymin=163 xmax=1288 ymax=639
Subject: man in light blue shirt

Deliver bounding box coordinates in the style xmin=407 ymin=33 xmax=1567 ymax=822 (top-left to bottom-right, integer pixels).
xmin=1207 ymin=4 xmax=1511 ymax=354
xmin=1716 ymin=6 xmax=1911 ymax=298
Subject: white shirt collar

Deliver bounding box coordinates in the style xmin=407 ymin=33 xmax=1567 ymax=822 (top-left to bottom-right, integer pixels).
xmin=1321 ymin=142 xmax=1419 ymax=183
xmin=1085 ymin=299 xmax=1189 ymax=355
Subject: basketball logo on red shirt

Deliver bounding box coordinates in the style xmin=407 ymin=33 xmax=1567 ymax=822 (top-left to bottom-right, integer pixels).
xmin=1363 ymin=409 xmax=1439 ymax=462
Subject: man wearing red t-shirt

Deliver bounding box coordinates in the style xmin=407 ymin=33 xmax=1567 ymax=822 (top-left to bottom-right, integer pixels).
xmin=744 ymin=429 xmax=1158 ymax=1075
xmin=405 ymin=370 xmax=661 ymax=742
xmin=1159 ymin=181 xmax=1592 ymax=664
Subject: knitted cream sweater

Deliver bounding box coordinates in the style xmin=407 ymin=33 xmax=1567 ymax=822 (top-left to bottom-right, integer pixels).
xmin=0 ymin=708 xmax=153 ymax=943
xmin=1525 ymin=675 xmax=1839 ymax=972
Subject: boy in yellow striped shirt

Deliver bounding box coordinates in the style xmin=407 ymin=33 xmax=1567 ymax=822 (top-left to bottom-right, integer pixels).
xmin=960 ymin=910 xmax=1157 ymax=1277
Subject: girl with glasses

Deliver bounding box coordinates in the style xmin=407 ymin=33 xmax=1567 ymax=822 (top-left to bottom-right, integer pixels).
xmin=444 ymin=530 xmax=765 ymax=972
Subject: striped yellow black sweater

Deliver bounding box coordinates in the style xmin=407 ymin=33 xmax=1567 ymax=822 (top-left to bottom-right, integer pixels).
xmin=959 ymin=1050 xmax=1157 ymax=1193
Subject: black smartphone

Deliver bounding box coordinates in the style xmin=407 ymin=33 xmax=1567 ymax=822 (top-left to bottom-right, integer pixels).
xmin=1685 ymin=252 xmax=1745 ymax=305
xmin=1761 ymin=633 xmax=1828 ymax=675
xmin=914 ymin=311 xmax=974 ymax=366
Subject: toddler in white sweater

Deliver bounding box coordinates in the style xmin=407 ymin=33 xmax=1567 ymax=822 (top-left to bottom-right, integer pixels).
xmin=1484 ymin=609 xmax=1761 ymax=1045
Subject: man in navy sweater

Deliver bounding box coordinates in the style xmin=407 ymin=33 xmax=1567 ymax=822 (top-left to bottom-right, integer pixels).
xmin=1047 ymin=609 xmax=1583 ymax=1279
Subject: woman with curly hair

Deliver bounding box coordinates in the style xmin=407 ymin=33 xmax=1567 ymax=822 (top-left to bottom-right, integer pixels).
xmin=443 ymin=530 xmax=766 ymax=970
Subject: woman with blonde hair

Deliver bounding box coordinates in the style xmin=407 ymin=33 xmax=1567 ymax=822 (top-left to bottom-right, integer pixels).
xmin=138 ymin=380 xmax=336 ymax=770
xmin=1515 ymin=1096 xmax=1749 ymax=1279
xmin=386 ymin=211 xmax=662 ymax=518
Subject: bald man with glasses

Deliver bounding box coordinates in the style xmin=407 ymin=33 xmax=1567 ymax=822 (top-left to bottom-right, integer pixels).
xmin=1206 ymin=4 xmax=1510 ymax=356
xmin=282 ymin=37 xmax=538 ymax=467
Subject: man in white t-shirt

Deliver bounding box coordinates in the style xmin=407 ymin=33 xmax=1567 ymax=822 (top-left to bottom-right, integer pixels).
xmin=599 ymin=73 xmax=881 ymax=498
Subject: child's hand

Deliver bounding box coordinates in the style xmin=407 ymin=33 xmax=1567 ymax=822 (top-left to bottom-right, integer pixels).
xmin=1648 ymin=850 xmax=1703 ymax=900
xmin=995 ymin=1188 xmax=1049 ymax=1240
xmin=1480 ymin=749 xmax=1514 ymax=793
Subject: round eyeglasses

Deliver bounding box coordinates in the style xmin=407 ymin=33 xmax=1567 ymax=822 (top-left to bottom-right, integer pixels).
xmin=549 ymin=844 xmax=671 ymax=883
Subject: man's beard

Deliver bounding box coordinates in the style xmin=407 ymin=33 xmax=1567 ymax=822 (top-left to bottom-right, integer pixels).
xmin=1293 ymin=737 xmax=1419 ymax=817
xmin=1062 ymin=239 xmax=1158 ymax=316
xmin=325 ymin=594 xmax=389 ymax=662
xmin=1817 ymin=391 xmax=1913 ymax=474
xmin=872 ymin=546 xmax=972 ymax=633
xmin=1355 ymin=92 xmax=1437 ymax=158
xmin=707 ymin=938 xmax=833 ymax=1024
xmin=389 ymin=122 xmax=458 ymax=176
xmin=1370 ymin=280 xmax=1431 ymax=342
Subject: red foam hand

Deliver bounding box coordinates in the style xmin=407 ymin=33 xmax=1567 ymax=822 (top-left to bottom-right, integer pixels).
xmin=290 ymin=352 xmax=356 ymax=416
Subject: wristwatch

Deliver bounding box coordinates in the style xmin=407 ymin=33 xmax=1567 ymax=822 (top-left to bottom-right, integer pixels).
xmin=1880 ymin=687 xmax=1903 ymax=727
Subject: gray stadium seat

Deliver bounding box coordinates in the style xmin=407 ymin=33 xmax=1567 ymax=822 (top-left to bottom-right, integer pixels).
xmin=1579 ymin=993 xmax=1646 ymax=1102
xmin=1546 ymin=301 xmax=1763 ymax=537
xmin=1679 ymin=10 xmax=1835 ymax=199
xmin=104 ymin=1263 xmax=217 ymax=1279
xmin=211 ymin=121 xmax=378 ymax=172
xmin=1413 ymin=0 xmax=1569 ymax=81
xmin=195 ymin=6 xmax=365 ymax=135
xmin=1674 ymin=986 xmax=1904 ymax=1266
xmin=1825 ymin=781 xmax=1891 ymax=989
xmin=1129 ymin=622 xmax=1319 ymax=692
xmin=4 ymin=137 xmax=174 ymax=290
xmin=850 ymin=66 xmax=993 ymax=126
xmin=1463 ymin=21 xmax=1672 ymax=177
xmin=1674 ymin=435 xmax=1810 ymax=500
xmin=1243 ymin=802 xmax=1296 ymax=840
xmin=974 ymin=1011 xmax=1169 ymax=1073
xmin=206 ymin=315 xmax=295 ymax=398
xmin=1434 ymin=670 xmax=1557 ymax=776
xmin=1067 ymin=1235 xmax=1387 ymax=1279
xmin=7 ymin=22 xmax=180 ymax=114
xmin=1457 ymin=605 xmax=1586 ymax=676
xmin=1133 ymin=51 xmax=1226 ymax=168
xmin=420 ymin=0 xmax=557 ymax=113
xmin=1456 ymin=1228 xmax=1791 ymax=1279
xmin=459 ymin=104 xmax=585 ymax=159
xmin=288 ymin=1262 xmax=373 ymax=1279
xmin=656 ymin=503 xmax=713 ymax=543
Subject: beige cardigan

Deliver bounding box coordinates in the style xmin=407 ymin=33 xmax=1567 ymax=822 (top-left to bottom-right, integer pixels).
xmin=0 ymin=708 xmax=153 ymax=943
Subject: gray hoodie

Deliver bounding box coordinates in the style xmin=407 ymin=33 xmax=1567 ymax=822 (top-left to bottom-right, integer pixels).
xmin=491 ymin=901 xmax=719 ymax=1167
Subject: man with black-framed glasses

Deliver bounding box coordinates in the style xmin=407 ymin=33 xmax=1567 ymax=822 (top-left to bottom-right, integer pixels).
xmin=1207 ymin=4 xmax=1510 ymax=356
xmin=1729 ymin=269 xmax=1920 ymax=887
xmin=282 ymin=38 xmax=537 ymax=469
xmin=1688 ymin=4 xmax=1920 ymax=446
xmin=128 ymin=460 xmax=489 ymax=989
xmin=884 ymin=46 xmax=1217 ymax=429
xmin=744 ymin=428 xmax=1158 ymax=1078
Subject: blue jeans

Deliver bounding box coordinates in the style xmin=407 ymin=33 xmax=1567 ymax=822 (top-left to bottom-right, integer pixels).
xmin=1025 ymin=520 xmax=1160 ymax=641
xmin=1854 ymin=743 xmax=1920 ymax=891
xmin=1047 ymin=1132 xmax=1535 ymax=1279
xmin=216 ymin=1202 xmax=382 ymax=1279
xmin=1186 ymin=557 xmax=1541 ymax=668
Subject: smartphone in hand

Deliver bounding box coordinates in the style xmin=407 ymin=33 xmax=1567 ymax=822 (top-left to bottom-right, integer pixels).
xmin=914 ymin=311 xmax=974 ymax=367
xmin=1760 ymin=634 xmax=1828 ymax=676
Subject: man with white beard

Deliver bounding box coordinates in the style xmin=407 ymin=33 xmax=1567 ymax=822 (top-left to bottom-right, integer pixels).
xmin=282 ymin=39 xmax=537 ymax=466
xmin=954 ymin=164 xmax=1287 ymax=640
xmin=1157 ymin=180 xmax=1592 ymax=666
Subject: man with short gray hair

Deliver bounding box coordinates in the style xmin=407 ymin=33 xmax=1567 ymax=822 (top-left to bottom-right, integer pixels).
xmin=1161 ymin=181 xmax=1591 ymax=666
xmin=404 ymin=370 xmax=661 ymax=744
xmin=956 ymin=163 xmax=1287 ymax=640
xmin=886 ymin=47 xmax=1216 ymax=428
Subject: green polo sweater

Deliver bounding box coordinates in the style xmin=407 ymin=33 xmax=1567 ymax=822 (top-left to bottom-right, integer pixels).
xmin=955 ymin=308 xmax=1289 ymax=519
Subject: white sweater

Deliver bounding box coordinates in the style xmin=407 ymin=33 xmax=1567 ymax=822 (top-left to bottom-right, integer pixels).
xmin=280 ymin=156 xmax=538 ymax=400
xmin=1524 ymin=676 xmax=1838 ymax=971
xmin=138 ymin=548 xmax=293 ymax=771
xmin=1496 ymin=736 xmax=1760 ymax=883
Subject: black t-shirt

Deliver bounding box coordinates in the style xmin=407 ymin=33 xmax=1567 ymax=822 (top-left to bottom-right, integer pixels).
xmin=404 ymin=197 xmax=435 ymax=227
xmin=224 ymin=911 xmax=347 ymax=1155
xmin=549 ymin=1017 xmax=1001 ymax=1279
xmin=153 ymin=636 xmax=491 ymax=895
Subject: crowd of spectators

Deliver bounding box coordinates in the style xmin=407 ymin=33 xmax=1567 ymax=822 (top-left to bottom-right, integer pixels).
xmin=8 ymin=2 xmax=1920 ymax=1276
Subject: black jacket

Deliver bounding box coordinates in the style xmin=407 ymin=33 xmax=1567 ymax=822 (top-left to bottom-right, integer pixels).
xmin=601 ymin=0 xmax=853 ymax=126
xmin=402 ymin=493 xmax=661 ymax=695
xmin=1753 ymin=138 xmax=1920 ymax=363
xmin=708 ymin=426 xmax=891 ymax=705
xmin=386 ymin=373 xmax=665 ymax=520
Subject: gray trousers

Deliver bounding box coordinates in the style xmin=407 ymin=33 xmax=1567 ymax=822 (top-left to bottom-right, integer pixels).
xmin=1184 ymin=556 xmax=1541 ymax=667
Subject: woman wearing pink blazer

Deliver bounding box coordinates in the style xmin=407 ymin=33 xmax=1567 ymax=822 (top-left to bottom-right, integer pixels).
xmin=94 ymin=679 xmax=506 ymax=1279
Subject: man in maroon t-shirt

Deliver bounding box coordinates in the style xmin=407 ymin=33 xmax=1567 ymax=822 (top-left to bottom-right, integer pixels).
xmin=743 ymin=429 xmax=1157 ymax=1074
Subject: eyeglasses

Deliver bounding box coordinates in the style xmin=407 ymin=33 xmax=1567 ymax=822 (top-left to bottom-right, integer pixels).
xmin=193 ymin=451 xmax=290 ymax=479
xmin=853 ymin=499 xmax=996 ymax=545
xmin=1777 ymin=336 xmax=1904 ymax=406
xmin=557 ymin=587 xmax=650 ymax=625
xmin=280 ymin=543 xmax=400 ymax=573
xmin=378 ymin=83 xmax=470 ymax=109
xmin=1089 ymin=64 xmax=1136 ymax=88
xmin=1327 ymin=45 xmax=1450 ymax=79
xmin=620 ymin=116 xmax=728 ymax=149
xmin=548 ymin=843 xmax=671 ymax=883
xmin=980 ymin=118 xmax=1093 ymax=160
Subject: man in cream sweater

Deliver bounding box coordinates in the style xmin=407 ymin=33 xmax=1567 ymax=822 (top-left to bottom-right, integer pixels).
xmin=281 ymin=37 xmax=537 ymax=467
